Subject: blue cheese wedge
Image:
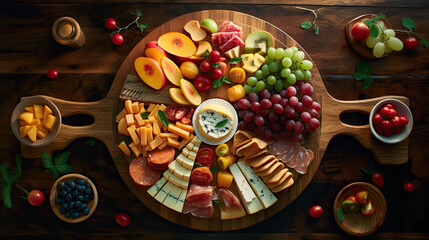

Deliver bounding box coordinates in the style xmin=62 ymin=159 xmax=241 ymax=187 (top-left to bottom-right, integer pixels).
xmin=197 ymin=104 xmax=233 ymax=141
xmin=154 ymin=181 xmax=174 ymax=203
xmin=172 ymin=189 xmax=187 ymax=213
xmin=237 ymin=160 xmax=278 ymax=209
xmin=162 ymin=183 xmax=182 ymax=211
xmin=229 ymin=163 xmax=263 ymax=214
xmin=147 ymin=177 xmax=167 ymax=197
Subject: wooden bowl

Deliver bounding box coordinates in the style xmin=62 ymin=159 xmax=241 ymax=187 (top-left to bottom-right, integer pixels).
xmin=346 ymin=14 xmax=392 ymax=60
xmin=10 ymin=95 xmax=62 ymax=147
xmin=369 ymin=99 xmax=413 ymax=144
xmin=333 ymin=182 xmax=387 ymax=236
xmin=50 ymin=174 xmax=98 ymax=223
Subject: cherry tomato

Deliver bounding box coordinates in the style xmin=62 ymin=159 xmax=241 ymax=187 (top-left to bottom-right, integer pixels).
xmin=105 ymin=18 xmax=117 ymax=30
xmin=174 ymin=107 xmax=186 ymax=120
xmin=28 ymin=190 xmax=45 ymax=206
xmin=185 ymin=108 xmax=195 ymax=119
xmin=112 ymin=33 xmax=124 ymax=45
xmin=360 ymin=200 xmax=375 ymax=215
xmin=193 ymin=73 xmax=212 ymax=91
xmin=47 ymin=69 xmax=58 ymax=79
xmin=404 ymin=37 xmax=419 ymax=50
xmin=399 ymin=116 xmax=409 ymax=127
xmin=372 ymin=172 xmax=384 ymax=188
xmin=219 ymin=62 xmax=227 ymax=74
xmin=384 ymin=104 xmax=394 ymax=109
xmin=373 ymin=113 xmax=383 ymax=125
xmin=190 ymin=166 xmax=213 ymax=185
xmin=404 ymin=182 xmax=415 ymax=192
xmin=309 ymin=205 xmax=323 ymax=218
xmin=196 ymin=147 xmax=214 ymax=168
xmin=209 ymin=50 xmax=221 ymax=63
xmin=210 ymin=68 xmax=223 ymax=80
xmin=115 ymin=213 xmax=131 ymax=226
xmin=351 ymin=22 xmax=370 ymax=41
xmin=200 ymin=60 xmax=212 ymax=72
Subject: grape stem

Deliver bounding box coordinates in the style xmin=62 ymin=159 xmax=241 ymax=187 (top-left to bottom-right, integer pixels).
xmin=16 ymin=184 xmax=29 ymax=199
xmin=392 ymin=29 xmax=425 ymax=40
xmin=294 ymin=6 xmax=319 ymax=26
xmin=111 ymin=15 xmax=140 ymax=36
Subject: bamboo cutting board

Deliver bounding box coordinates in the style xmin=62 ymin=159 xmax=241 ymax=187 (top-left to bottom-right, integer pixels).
xmin=21 ymin=10 xmax=409 ymax=231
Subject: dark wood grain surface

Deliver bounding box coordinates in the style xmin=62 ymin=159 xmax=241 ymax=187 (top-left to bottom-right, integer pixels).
xmin=0 ymin=1 xmax=428 ymax=239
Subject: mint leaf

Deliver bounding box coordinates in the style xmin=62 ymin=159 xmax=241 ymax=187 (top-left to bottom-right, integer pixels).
xmin=356 ymin=61 xmax=373 ymax=74
xmin=157 ymin=110 xmax=169 ymax=127
xmin=300 ymin=21 xmax=313 ymax=30
xmin=379 ymin=14 xmax=386 ymax=18
xmin=210 ymin=166 xmax=217 ymax=174
xmin=229 ymin=57 xmax=242 ymax=64
xmin=223 ymin=77 xmax=233 ymax=85
xmin=336 ymin=208 xmax=344 ymax=223
xmin=353 ymin=72 xmax=365 ymax=81
xmin=362 ymin=76 xmax=373 ymax=89
xmin=86 ymin=138 xmax=96 ymax=146
xmin=194 ymin=162 xmax=203 ymax=168
xmin=215 ymin=119 xmax=228 ymax=128
xmin=421 ymin=39 xmax=428 ymax=48
xmin=212 ymin=77 xmax=223 ymax=88
xmin=314 ymin=25 xmax=320 ymax=35
xmin=369 ymin=23 xmax=379 ymax=38
xmin=361 ymin=168 xmax=371 ymax=175
xmin=402 ymin=17 xmax=417 ymax=31
xmin=115 ymin=155 xmax=122 ymax=161
xmin=140 ymin=112 xmax=150 ymax=119
xmin=213 ymin=199 xmax=222 ymax=207
xmin=363 ymin=19 xmax=371 ymax=27
xmin=54 ymin=151 xmax=71 ymax=167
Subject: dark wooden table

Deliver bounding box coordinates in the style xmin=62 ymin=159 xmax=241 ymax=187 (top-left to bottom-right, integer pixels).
xmin=1 ymin=1 xmax=428 ymax=239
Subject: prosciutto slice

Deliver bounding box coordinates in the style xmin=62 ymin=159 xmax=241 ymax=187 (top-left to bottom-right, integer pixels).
xmin=183 ymin=184 xmax=216 ymax=218
xmin=219 ymin=35 xmax=245 ymax=52
xmin=218 ymin=21 xmax=242 ymax=33
xmin=218 ymin=188 xmax=242 ymax=210
xmin=268 ymin=140 xmax=314 ymax=175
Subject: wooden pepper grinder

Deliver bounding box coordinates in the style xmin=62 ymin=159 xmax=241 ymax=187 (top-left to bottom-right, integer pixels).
xmin=52 ymin=16 xmax=86 ymax=48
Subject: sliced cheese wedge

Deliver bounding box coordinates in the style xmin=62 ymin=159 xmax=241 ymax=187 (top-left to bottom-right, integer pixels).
xmin=162 ymin=183 xmax=184 ymax=212
xmin=177 ymin=153 xmax=194 ymax=170
xmin=154 ymin=181 xmax=174 ymax=203
xmin=237 ymin=160 xmax=278 ymax=209
xmin=147 ymin=177 xmax=167 ymax=197
xmin=229 ymin=163 xmax=263 ymax=214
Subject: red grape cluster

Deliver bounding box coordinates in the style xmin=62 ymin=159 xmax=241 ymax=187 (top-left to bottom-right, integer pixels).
xmin=372 ymin=104 xmax=408 ymax=136
xmin=235 ymin=81 xmax=321 ymax=142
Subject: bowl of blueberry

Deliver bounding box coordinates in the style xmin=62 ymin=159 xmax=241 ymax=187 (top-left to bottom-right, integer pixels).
xmin=50 ymin=173 xmax=98 ymax=223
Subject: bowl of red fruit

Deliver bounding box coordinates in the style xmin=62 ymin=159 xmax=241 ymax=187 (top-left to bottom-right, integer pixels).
xmin=369 ymin=99 xmax=412 ymax=144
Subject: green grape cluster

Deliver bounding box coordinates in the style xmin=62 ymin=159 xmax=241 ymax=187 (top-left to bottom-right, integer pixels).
xmin=243 ymin=46 xmax=314 ymax=94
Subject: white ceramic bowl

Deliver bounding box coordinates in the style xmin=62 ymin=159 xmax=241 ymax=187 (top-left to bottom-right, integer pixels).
xmin=369 ymin=99 xmax=412 ymax=144
xmin=11 ymin=96 xmax=61 ymax=147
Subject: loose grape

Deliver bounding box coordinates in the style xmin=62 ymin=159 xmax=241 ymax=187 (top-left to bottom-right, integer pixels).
xmin=286 ymin=86 xmax=297 ymax=97
xmin=254 ymin=115 xmax=265 ymax=126
xmin=292 ymin=51 xmax=305 ymax=62
xmin=282 ymin=57 xmax=292 ymax=68
xmin=255 ymin=81 xmax=266 ymax=91
xmin=373 ymin=42 xmax=385 ymax=58
xmin=244 ymin=84 xmax=252 ymax=94
xmin=254 ymin=70 xmax=264 ymax=79
xmin=270 ymin=94 xmax=282 ymax=104
xmin=295 ymin=69 xmax=304 ymax=80
xmin=244 ymin=112 xmax=255 ymax=122
xmin=275 ymin=48 xmax=284 ymax=60
xmin=283 ymin=48 xmax=294 ymax=58
xmin=308 ymin=108 xmax=318 ymax=118
xmin=295 ymin=102 xmax=305 ymax=113
xmin=290 ymin=46 xmax=298 ymax=54
xmin=274 ymin=80 xmax=284 ymax=92
xmin=261 ymin=99 xmax=272 ymax=109
xmin=267 ymin=75 xmax=277 ymax=85
xmin=387 ymin=36 xmax=404 ymax=51
xmin=261 ymin=64 xmax=270 ymax=76
xmin=247 ymin=76 xmax=258 ymax=86
xmin=269 ymin=61 xmax=279 ymax=72
xmin=303 ymin=70 xmax=312 ymax=80
xmin=279 ymin=89 xmax=287 ymax=98
xmin=267 ymin=47 xmax=276 ymax=58
xmin=384 ymin=29 xmax=395 ymax=38
xmin=366 ymin=35 xmax=380 ymax=48
xmin=310 ymin=101 xmax=321 ymax=111
xmin=238 ymin=120 xmax=247 ymax=130
xmin=265 ymin=55 xmax=274 ymax=64
xmin=285 ymin=106 xmax=296 ymax=118
xmin=285 ymin=119 xmax=296 ymax=130
xmin=294 ymin=121 xmax=304 ymax=133
xmin=281 ymin=67 xmax=291 ymax=77
xmin=287 ymin=74 xmax=297 ymax=85
xmin=300 ymin=60 xmax=313 ymax=70
xmin=280 ymin=98 xmax=289 ymax=108
xmin=248 ymin=92 xmax=259 ymax=102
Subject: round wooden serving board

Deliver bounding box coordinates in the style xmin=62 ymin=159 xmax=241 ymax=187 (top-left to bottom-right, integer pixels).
xmin=21 ymin=10 xmax=409 ymax=231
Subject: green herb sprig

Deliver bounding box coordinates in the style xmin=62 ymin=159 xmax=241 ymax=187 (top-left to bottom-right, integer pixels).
xmin=157 ymin=110 xmax=169 ymax=127
xmin=362 ymin=14 xmax=386 ymax=38
xmin=111 ymin=9 xmax=149 ymax=36
xmin=353 ymin=61 xmax=373 ymax=89
xmin=295 ymin=6 xmax=324 ymax=35
xmin=42 ymin=151 xmax=73 ymax=179
xmin=213 ymin=75 xmax=233 ymax=88
xmin=393 ymin=17 xmax=428 ymax=48
xmin=0 ymin=154 xmax=23 ymax=208
xmin=215 ymin=119 xmax=228 ymax=128
xmin=229 ymin=57 xmax=242 ymax=64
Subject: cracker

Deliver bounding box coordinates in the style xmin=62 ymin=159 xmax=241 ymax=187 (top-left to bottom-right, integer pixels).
xmin=236 ymin=138 xmax=268 ymax=158
xmin=232 ymin=130 xmax=254 ymax=154
xmin=258 ymin=161 xmax=284 ymax=177
xmin=246 ymin=154 xmax=275 ymax=168
xmin=253 ymin=158 xmax=278 ymax=173
xmin=267 ymin=171 xmax=292 ymax=188
xmin=265 ymin=168 xmax=289 ymax=184
xmin=271 ymin=176 xmax=294 ymax=193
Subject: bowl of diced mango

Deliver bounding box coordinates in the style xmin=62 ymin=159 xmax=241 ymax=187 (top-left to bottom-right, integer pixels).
xmin=11 ymin=95 xmax=61 ymax=147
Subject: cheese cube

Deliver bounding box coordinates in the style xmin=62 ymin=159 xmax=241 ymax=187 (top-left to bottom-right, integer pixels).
xmin=125 ymin=100 xmax=133 ymax=114
xmin=154 ymin=181 xmax=174 ymax=203
xmin=131 ymin=101 xmax=140 ymax=114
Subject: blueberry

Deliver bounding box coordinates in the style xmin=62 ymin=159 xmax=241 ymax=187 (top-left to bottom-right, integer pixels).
xmin=57 ymin=182 xmax=64 ymax=190
xmin=70 ymin=209 xmax=77 ymax=213
xmin=65 ymin=194 xmax=72 ymax=202
xmin=88 ymin=194 xmax=93 ymax=200
xmin=61 ymin=198 xmax=66 ymax=204
xmin=65 ymin=212 xmax=71 ymax=218
xmin=71 ymin=190 xmax=78 ymax=197
xmin=75 ymin=185 xmax=82 ymax=192
xmin=85 ymin=188 xmax=92 ymax=195
xmin=67 ymin=180 xmax=76 ymax=189
xmin=69 ymin=202 xmax=75 ymax=209
xmin=64 ymin=185 xmax=72 ymax=193
xmin=59 ymin=190 xmax=67 ymax=197
xmin=76 ymin=195 xmax=84 ymax=201
xmin=85 ymin=183 xmax=90 ymax=188
xmin=82 ymin=208 xmax=90 ymax=215
xmin=77 ymin=179 xmax=86 ymax=185
xmin=81 ymin=203 xmax=88 ymax=210
xmin=71 ymin=212 xmax=80 ymax=219
xmin=62 ymin=203 xmax=68 ymax=209
xmin=83 ymin=195 xmax=90 ymax=201
xmin=60 ymin=207 xmax=66 ymax=214
xmin=75 ymin=201 xmax=82 ymax=207
xmin=55 ymin=198 xmax=62 ymax=204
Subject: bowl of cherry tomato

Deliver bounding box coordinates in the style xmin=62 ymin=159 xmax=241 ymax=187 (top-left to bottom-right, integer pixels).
xmin=50 ymin=173 xmax=98 ymax=223
xmin=333 ymin=182 xmax=387 ymax=236
xmin=369 ymin=98 xmax=413 ymax=144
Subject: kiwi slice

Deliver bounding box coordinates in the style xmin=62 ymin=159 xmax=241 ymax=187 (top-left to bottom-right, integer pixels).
xmin=244 ymin=30 xmax=274 ymax=55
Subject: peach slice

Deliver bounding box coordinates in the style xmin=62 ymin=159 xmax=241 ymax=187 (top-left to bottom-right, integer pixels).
xmin=179 ymin=78 xmax=202 ymax=106
xmin=176 ymin=55 xmax=204 ymax=64
xmin=134 ymin=57 xmax=166 ymax=90
xmin=160 ymin=57 xmax=182 ymax=86
xmin=144 ymin=41 xmax=169 ymax=64
xmin=169 ymin=87 xmax=190 ymax=105
xmin=184 ymin=20 xmax=208 ymax=42
xmin=158 ymin=32 xmax=196 ymax=57
xmin=195 ymin=41 xmax=212 ymax=57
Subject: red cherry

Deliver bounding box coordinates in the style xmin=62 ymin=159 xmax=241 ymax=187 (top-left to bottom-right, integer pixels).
xmin=384 ymin=103 xmax=394 ymax=109
xmin=47 ymin=69 xmax=58 ymax=79
xmin=372 ymin=172 xmax=384 ymax=188
xmin=384 ymin=129 xmax=393 ymax=136
xmin=391 ymin=116 xmax=401 ymax=128
xmin=373 ymin=113 xmax=383 ymax=125
xmin=387 ymin=108 xmax=397 ymax=119
xmin=404 ymin=37 xmax=419 ymax=50
xmin=393 ymin=127 xmax=404 ymax=134
xmin=399 ymin=116 xmax=409 ymax=127
xmin=115 ymin=213 xmax=131 ymax=226
xmin=105 ymin=18 xmax=117 ymax=30
xmin=379 ymin=107 xmax=390 ymax=118
xmin=28 ymin=190 xmax=45 ymax=206
xmin=374 ymin=125 xmax=383 ymax=134
xmin=112 ymin=33 xmax=124 ymax=45
xmin=209 ymin=50 xmax=221 ymax=63
xmin=309 ymin=205 xmax=323 ymax=218
xmin=404 ymin=182 xmax=415 ymax=192
xmin=381 ymin=120 xmax=392 ymax=131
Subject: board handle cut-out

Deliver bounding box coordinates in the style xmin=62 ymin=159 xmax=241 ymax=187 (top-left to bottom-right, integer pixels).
xmin=21 ymin=95 xmax=115 ymax=158
xmin=320 ymin=95 xmax=410 ymax=165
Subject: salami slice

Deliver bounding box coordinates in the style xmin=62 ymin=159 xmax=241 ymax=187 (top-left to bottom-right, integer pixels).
xmin=129 ymin=156 xmax=161 ymax=188
xmin=295 ymin=148 xmax=309 ymax=174
xmin=175 ymin=107 xmax=186 ymax=120
xmin=148 ymin=146 xmax=175 ymax=171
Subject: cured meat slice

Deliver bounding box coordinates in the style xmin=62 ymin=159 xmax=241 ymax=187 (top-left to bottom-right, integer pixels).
xmin=218 ymin=188 xmax=242 ymax=210
xmin=268 ymin=140 xmax=300 ymax=156
xmin=183 ymin=184 xmax=216 ymax=218
xmin=218 ymin=21 xmax=242 ymax=33
xmin=129 ymin=157 xmax=161 ymax=188
xmin=295 ymin=149 xmax=314 ymax=175
xmin=278 ymin=143 xmax=301 ymax=163
xmin=219 ymin=35 xmax=245 ymax=52
xmin=212 ymin=32 xmax=242 ymax=46
xmin=286 ymin=147 xmax=305 ymax=169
